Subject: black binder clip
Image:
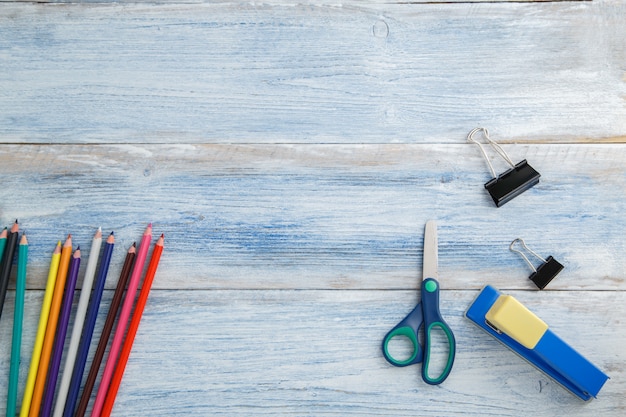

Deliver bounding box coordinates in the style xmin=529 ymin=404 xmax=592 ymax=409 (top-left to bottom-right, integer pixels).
xmin=467 ymin=128 xmax=540 ymax=207
xmin=509 ymin=238 xmax=564 ymax=289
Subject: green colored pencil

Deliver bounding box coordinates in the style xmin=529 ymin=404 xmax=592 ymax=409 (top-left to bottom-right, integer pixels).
xmin=0 ymin=227 xmax=7 ymax=270
xmin=7 ymin=233 xmax=28 ymax=416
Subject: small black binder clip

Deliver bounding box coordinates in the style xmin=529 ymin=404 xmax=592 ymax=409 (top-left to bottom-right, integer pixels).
xmin=509 ymin=238 xmax=564 ymax=289
xmin=467 ymin=128 xmax=540 ymax=207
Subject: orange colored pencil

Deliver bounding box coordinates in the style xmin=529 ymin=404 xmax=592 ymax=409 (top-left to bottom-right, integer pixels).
xmin=100 ymin=234 xmax=164 ymax=417
xmin=29 ymin=235 xmax=73 ymax=417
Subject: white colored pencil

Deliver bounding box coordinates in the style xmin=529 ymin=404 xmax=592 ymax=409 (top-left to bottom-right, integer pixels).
xmin=52 ymin=228 xmax=102 ymax=417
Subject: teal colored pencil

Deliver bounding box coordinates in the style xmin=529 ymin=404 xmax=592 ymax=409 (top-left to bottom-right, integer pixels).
xmin=0 ymin=227 xmax=7 ymax=266
xmin=7 ymin=234 xmax=28 ymax=416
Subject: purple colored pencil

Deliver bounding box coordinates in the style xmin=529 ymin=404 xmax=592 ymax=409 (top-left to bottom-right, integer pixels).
xmin=40 ymin=248 xmax=81 ymax=417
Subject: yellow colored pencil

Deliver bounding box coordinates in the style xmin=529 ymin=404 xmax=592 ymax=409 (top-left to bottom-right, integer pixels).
xmin=29 ymin=235 xmax=72 ymax=417
xmin=20 ymin=241 xmax=62 ymax=417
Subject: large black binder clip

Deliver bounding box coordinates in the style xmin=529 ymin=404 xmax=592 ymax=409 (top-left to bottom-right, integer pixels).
xmin=509 ymin=238 xmax=564 ymax=289
xmin=467 ymin=128 xmax=540 ymax=207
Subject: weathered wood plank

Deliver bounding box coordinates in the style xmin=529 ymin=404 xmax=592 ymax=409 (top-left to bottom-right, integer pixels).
xmin=0 ymin=1 xmax=624 ymax=144
xmin=0 ymin=0 xmax=584 ymax=4
xmin=0 ymin=143 xmax=624 ymax=291
xmin=1 ymin=290 xmax=621 ymax=416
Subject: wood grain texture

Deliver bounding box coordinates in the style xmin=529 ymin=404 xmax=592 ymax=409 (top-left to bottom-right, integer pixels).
xmin=0 ymin=144 xmax=624 ymax=291
xmin=0 ymin=1 xmax=589 ymax=6
xmin=1 ymin=290 xmax=622 ymax=416
xmin=0 ymin=0 xmax=624 ymax=416
xmin=0 ymin=1 xmax=625 ymax=144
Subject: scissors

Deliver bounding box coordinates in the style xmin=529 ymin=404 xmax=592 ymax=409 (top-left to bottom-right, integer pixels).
xmin=382 ymin=220 xmax=456 ymax=385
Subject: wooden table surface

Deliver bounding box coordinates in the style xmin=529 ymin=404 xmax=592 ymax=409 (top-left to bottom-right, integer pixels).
xmin=1 ymin=0 xmax=625 ymax=415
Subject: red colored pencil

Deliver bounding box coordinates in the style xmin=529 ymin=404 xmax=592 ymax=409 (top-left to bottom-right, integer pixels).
xmin=91 ymin=224 xmax=152 ymax=417
xmin=100 ymin=234 xmax=164 ymax=417
xmin=74 ymin=243 xmax=136 ymax=417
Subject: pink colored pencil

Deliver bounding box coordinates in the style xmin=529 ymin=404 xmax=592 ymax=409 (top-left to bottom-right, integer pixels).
xmin=101 ymin=234 xmax=164 ymax=417
xmin=90 ymin=224 xmax=152 ymax=417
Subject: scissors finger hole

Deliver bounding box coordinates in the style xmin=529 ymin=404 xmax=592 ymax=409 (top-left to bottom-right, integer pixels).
xmin=424 ymin=326 xmax=454 ymax=382
xmin=386 ymin=335 xmax=417 ymax=363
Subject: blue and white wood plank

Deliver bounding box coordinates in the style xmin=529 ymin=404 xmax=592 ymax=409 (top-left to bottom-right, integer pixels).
xmin=0 ymin=1 xmax=624 ymax=144
xmin=0 ymin=143 xmax=624 ymax=291
xmin=1 ymin=290 xmax=622 ymax=416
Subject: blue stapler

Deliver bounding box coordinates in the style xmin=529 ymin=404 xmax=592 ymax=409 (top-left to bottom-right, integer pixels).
xmin=465 ymin=285 xmax=609 ymax=401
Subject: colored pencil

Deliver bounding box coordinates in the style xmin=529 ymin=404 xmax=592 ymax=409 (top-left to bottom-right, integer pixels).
xmin=7 ymin=234 xmax=28 ymax=416
xmin=41 ymin=248 xmax=82 ymax=417
xmin=20 ymin=242 xmax=62 ymax=417
xmin=0 ymin=227 xmax=7 ymax=267
xmin=90 ymin=224 xmax=152 ymax=417
xmin=53 ymin=229 xmax=102 ymax=417
xmin=0 ymin=220 xmax=20 ymax=321
xmin=29 ymin=235 xmax=73 ymax=417
xmin=63 ymin=232 xmax=115 ymax=417
xmin=101 ymin=234 xmax=163 ymax=417
xmin=74 ymin=243 xmax=136 ymax=417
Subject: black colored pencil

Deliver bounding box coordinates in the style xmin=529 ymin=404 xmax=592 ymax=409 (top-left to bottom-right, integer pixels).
xmin=0 ymin=220 xmax=20 ymax=321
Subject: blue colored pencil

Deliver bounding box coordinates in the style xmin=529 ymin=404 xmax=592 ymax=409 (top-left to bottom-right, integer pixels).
xmin=62 ymin=232 xmax=115 ymax=417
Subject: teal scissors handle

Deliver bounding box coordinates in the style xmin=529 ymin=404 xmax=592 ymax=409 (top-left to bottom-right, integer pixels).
xmin=381 ymin=278 xmax=456 ymax=385
xmin=382 ymin=303 xmax=424 ymax=366
xmin=420 ymin=277 xmax=455 ymax=384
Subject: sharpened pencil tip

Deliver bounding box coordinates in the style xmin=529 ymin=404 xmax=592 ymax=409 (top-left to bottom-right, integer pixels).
xmin=11 ymin=221 xmax=19 ymax=233
xmin=106 ymin=233 xmax=115 ymax=244
xmin=20 ymin=234 xmax=28 ymax=245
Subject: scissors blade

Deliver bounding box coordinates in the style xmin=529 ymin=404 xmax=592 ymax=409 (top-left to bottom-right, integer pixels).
xmin=422 ymin=220 xmax=438 ymax=280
